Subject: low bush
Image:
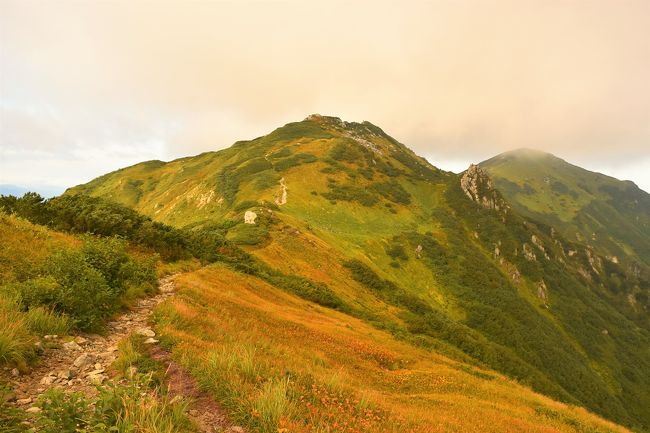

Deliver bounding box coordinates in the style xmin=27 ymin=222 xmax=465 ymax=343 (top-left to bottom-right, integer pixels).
xmin=370 ymin=181 xmax=411 ymax=205
xmin=386 ymin=243 xmax=408 ymax=261
xmin=6 ymin=236 xmax=158 ymax=332
xmin=273 ymin=153 xmax=318 ymax=171
xmin=322 ymin=184 xmax=379 ymax=207
xmin=0 ymin=194 xmax=190 ymax=261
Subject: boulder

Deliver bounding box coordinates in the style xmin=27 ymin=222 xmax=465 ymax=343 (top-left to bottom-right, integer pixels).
xmin=244 ymin=210 xmax=257 ymax=225
xmin=63 ymin=341 xmax=82 ymax=351
xmin=88 ymin=373 xmax=106 ymax=385
xmin=39 ymin=375 xmax=55 ymax=386
xmin=136 ymin=328 xmax=156 ymax=337
xmin=73 ymin=353 xmax=92 ymax=368
xmin=58 ymin=370 xmax=74 ymax=380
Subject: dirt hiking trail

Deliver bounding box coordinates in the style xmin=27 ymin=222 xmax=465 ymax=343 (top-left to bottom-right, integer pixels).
xmin=1 ymin=275 xmax=242 ymax=433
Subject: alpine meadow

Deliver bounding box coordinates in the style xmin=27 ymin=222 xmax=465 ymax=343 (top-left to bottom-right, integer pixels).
xmin=2 ymin=1 xmax=650 ymax=432
xmin=1 ymin=115 xmax=648 ymax=432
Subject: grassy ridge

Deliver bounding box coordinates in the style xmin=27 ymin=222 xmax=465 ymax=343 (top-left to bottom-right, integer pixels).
xmin=59 ymin=115 xmax=650 ymax=431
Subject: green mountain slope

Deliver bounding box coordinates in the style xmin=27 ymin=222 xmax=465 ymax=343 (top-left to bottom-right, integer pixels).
xmin=481 ymin=149 xmax=650 ymax=267
xmin=68 ymin=115 xmax=650 ymax=431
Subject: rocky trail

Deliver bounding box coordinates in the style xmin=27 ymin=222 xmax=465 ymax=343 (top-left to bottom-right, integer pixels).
xmin=1 ymin=275 xmax=241 ymax=433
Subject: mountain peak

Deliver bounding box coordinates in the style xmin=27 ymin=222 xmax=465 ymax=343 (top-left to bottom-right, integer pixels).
xmin=304 ymin=114 xmax=390 ymax=140
xmin=484 ymin=148 xmax=563 ymax=165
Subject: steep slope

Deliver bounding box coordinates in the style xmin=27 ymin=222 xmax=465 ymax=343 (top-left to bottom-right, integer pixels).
xmin=481 ymin=149 xmax=650 ymax=333
xmin=151 ymin=265 xmax=631 ymax=433
xmin=68 ymin=115 xmax=650 ymax=431
xmin=481 ymin=149 xmax=650 ymax=268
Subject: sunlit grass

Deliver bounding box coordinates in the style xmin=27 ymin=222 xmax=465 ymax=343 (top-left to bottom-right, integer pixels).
xmin=151 ymin=267 xmax=629 ymax=433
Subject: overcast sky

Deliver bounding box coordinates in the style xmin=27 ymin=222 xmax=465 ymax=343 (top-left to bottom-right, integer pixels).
xmin=1 ymin=0 xmax=649 ymax=194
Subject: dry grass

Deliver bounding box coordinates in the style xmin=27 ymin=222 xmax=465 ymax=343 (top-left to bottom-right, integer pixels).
xmin=152 ymin=266 xmax=629 ymax=433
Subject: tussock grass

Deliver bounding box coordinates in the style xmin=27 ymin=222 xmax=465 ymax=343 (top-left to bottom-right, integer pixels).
xmin=113 ymin=392 xmax=191 ymax=433
xmin=24 ymin=306 xmax=71 ymax=336
xmin=0 ymin=295 xmax=34 ymax=367
xmin=253 ymin=378 xmax=294 ymax=433
xmin=113 ymin=333 xmax=165 ymax=386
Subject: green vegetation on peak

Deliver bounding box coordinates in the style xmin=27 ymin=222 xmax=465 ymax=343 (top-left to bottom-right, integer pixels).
xmin=40 ymin=117 xmax=650 ymax=431
xmin=66 ymin=115 xmax=445 ymax=229
xmin=480 ymin=148 xmax=650 ymax=277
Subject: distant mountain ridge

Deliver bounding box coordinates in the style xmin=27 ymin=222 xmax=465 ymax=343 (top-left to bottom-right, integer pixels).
xmin=0 ymin=184 xmax=65 ymax=198
xmin=481 ymin=148 xmax=650 ymax=275
xmin=66 ymin=115 xmax=650 ymax=430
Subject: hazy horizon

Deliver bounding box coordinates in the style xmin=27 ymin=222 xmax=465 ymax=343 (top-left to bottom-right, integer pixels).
xmin=1 ymin=1 xmax=649 ymax=192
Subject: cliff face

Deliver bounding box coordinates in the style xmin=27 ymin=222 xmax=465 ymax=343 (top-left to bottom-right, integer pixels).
xmin=460 ymin=164 xmax=508 ymax=212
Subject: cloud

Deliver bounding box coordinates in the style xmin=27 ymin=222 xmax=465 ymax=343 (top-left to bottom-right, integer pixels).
xmin=1 ymin=0 xmax=649 ymax=190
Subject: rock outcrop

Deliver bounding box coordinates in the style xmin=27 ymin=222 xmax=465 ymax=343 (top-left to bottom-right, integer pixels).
xmin=275 ymin=178 xmax=288 ymax=206
xmin=460 ymin=164 xmax=508 ymax=212
xmin=537 ymin=280 xmax=549 ymax=307
xmin=244 ymin=211 xmax=257 ymax=224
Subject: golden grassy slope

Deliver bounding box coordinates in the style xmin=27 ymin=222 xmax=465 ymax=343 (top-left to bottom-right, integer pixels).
xmin=153 ymin=265 xmax=628 ymax=433
xmin=0 ymin=213 xmax=79 ymax=284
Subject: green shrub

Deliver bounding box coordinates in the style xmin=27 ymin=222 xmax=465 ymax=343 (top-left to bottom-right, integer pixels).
xmin=273 ymin=153 xmax=318 ymax=171
xmin=185 ymin=228 xmax=228 ymax=262
xmin=234 ymin=200 xmax=261 ymax=212
xmin=11 ymin=276 xmax=61 ymax=309
xmin=329 ymin=140 xmax=364 ymax=162
xmin=80 ymin=236 xmax=133 ymax=291
xmin=269 ymin=147 xmax=293 ymax=159
xmin=386 ymin=243 xmax=408 ymax=261
xmin=0 ymin=194 xmax=190 ymax=261
xmin=357 ymin=167 xmax=374 ymax=180
xmin=370 ymin=181 xmax=411 ymax=205
xmin=47 ymin=249 xmax=115 ymax=331
xmin=35 ymin=389 xmax=88 ymax=433
xmin=322 ymin=184 xmax=379 ymax=207
xmin=11 ymin=236 xmax=158 ymax=331
xmin=228 ymin=224 xmax=270 ymax=246
xmin=265 ymin=120 xmax=333 ymax=142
